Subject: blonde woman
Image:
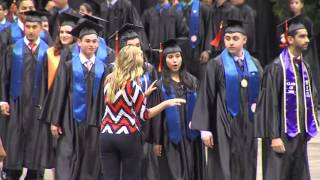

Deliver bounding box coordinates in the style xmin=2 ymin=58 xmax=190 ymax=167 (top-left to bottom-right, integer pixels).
xmin=100 ymin=46 xmax=185 ymax=180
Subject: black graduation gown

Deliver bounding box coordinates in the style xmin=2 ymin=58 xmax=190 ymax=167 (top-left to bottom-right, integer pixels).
xmin=45 ymin=60 xmax=108 ymax=180
xmin=210 ymin=1 xmax=239 ymax=56
xmin=250 ymin=0 xmax=278 ymax=67
xmin=179 ymin=2 xmax=212 ymax=80
xmin=290 ymin=14 xmax=320 ymax=95
xmin=141 ymin=5 xmax=189 ymax=66
xmin=148 ymin=73 xmax=204 ymax=180
xmin=254 ymin=57 xmax=318 ymax=180
xmin=100 ymin=0 xmax=147 ymax=48
xmin=233 ymin=4 xmax=257 ymax=55
xmin=130 ymin=0 xmax=157 ymax=15
xmin=34 ymin=47 xmax=73 ymax=169
xmin=0 ymin=43 xmax=49 ymax=170
xmin=191 ymin=55 xmax=263 ymax=180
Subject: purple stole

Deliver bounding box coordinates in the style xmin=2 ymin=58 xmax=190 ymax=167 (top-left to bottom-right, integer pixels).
xmin=280 ymin=48 xmax=319 ymax=138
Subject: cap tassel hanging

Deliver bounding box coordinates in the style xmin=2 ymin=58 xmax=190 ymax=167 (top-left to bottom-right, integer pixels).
xmin=279 ymin=20 xmax=289 ymax=48
xmin=115 ymin=31 xmax=119 ymax=62
xmin=158 ymin=43 xmax=163 ymax=72
xmin=210 ymin=21 xmax=223 ymax=49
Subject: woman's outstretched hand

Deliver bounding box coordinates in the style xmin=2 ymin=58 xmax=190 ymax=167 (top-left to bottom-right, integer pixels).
xmin=165 ymin=98 xmax=186 ymax=107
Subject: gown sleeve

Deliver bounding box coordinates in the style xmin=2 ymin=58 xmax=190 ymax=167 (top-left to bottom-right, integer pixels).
xmin=44 ymin=61 xmax=68 ymax=125
xmin=0 ymin=46 xmax=12 ymax=102
xmin=191 ymin=59 xmax=218 ymax=132
xmin=254 ymin=62 xmax=283 ymax=138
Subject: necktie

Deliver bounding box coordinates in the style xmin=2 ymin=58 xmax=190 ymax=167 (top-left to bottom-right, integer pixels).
xmin=28 ymin=42 xmax=37 ymax=54
xmin=85 ymin=60 xmax=93 ymax=71
xmin=237 ymin=59 xmax=244 ymax=72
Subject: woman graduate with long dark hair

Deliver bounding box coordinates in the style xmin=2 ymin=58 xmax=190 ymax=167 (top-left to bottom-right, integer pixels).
xmin=150 ymin=38 xmax=204 ymax=180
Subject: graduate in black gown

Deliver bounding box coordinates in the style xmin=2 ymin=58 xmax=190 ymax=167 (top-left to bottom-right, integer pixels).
xmin=250 ymin=0 xmax=278 ymax=67
xmin=72 ymin=15 xmax=115 ymax=65
xmin=36 ymin=12 xmax=80 ymax=173
xmin=0 ymin=0 xmax=35 ymax=55
xmin=46 ymin=19 xmax=109 ymax=180
xmin=175 ymin=0 xmax=212 ymax=81
xmin=0 ymin=1 xmax=11 ymax=32
xmin=230 ymin=0 xmax=256 ymax=55
xmin=287 ymin=0 xmax=320 ymax=96
xmin=191 ymin=19 xmax=263 ymax=180
xmin=49 ymin=0 xmax=77 ymax=40
xmin=209 ymin=0 xmax=239 ymax=57
xmin=0 ymin=0 xmax=52 ymax=54
xmin=141 ymin=0 xmax=189 ymax=67
xmin=254 ymin=21 xmax=319 ymax=180
xmin=0 ymin=10 xmax=50 ymax=180
xmin=100 ymin=0 xmax=146 ymax=48
xmin=150 ymin=38 xmax=204 ymax=180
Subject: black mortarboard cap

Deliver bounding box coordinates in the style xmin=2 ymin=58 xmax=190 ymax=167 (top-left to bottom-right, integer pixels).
xmin=60 ymin=12 xmax=80 ymax=27
xmin=288 ymin=23 xmax=306 ymax=36
xmin=155 ymin=37 xmax=188 ymax=72
xmin=38 ymin=9 xmax=50 ymax=22
xmin=162 ymin=37 xmax=188 ymax=56
xmin=82 ymin=14 xmax=108 ymax=24
xmin=70 ymin=18 xmax=103 ymax=38
xmin=108 ymin=23 xmax=144 ymax=44
xmin=277 ymin=15 xmax=307 ymax=37
xmin=224 ymin=19 xmax=246 ymax=35
xmin=25 ymin=10 xmax=50 ymax=22
xmin=83 ymin=0 xmax=100 ymax=15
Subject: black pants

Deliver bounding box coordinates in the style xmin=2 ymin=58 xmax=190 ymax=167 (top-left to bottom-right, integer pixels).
xmin=100 ymin=132 xmax=143 ymax=180
xmin=3 ymin=168 xmax=44 ymax=180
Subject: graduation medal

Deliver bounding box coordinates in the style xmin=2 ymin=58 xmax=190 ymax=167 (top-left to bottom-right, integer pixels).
xmin=241 ymin=79 xmax=248 ymax=88
xmin=191 ymin=35 xmax=197 ymax=42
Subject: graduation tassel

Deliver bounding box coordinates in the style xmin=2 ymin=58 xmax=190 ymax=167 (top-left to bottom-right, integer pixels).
xmin=115 ymin=31 xmax=119 ymax=62
xmin=158 ymin=43 xmax=163 ymax=72
xmin=210 ymin=21 xmax=223 ymax=49
xmin=279 ymin=20 xmax=289 ymax=48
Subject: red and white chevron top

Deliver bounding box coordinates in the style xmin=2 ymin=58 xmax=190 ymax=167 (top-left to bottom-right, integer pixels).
xmin=101 ymin=81 xmax=149 ymax=134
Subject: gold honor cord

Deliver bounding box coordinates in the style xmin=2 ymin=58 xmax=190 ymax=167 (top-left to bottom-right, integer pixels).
xmin=305 ymin=68 xmax=320 ymax=131
xmin=280 ymin=55 xmax=288 ymax=133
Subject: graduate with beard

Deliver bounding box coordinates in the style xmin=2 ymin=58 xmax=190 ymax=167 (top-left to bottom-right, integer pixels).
xmin=175 ymin=0 xmax=212 ymax=80
xmin=0 ymin=0 xmax=52 ymax=55
xmin=254 ymin=20 xmax=319 ymax=180
xmin=286 ymin=0 xmax=320 ymax=96
xmin=0 ymin=10 xmax=50 ymax=180
xmin=141 ymin=0 xmax=189 ymax=67
xmin=0 ymin=0 xmax=52 ymax=50
xmin=191 ymin=19 xmax=263 ymax=180
xmin=46 ymin=19 xmax=109 ymax=180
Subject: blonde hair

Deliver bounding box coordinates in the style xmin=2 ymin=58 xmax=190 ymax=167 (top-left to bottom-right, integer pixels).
xmin=106 ymin=46 xmax=144 ymax=102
